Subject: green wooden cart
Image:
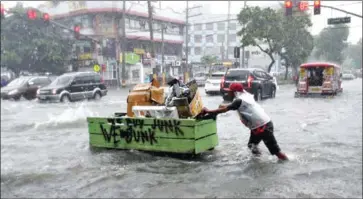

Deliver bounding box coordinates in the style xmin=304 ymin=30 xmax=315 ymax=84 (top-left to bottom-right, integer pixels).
xmin=87 ymin=114 xmax=218 ymax=154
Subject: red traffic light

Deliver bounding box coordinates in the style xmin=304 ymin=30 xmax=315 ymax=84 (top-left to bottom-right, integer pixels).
xmin=43 ymin=13 xmax=50 ymax=21
xmin=314 ymin=0 xmax=321 ymax=7
xmin=74 ymin=25 xmax=80 ymax=32
xmin=27 ymin=9 xmax=37 ymax=20
xmin=1 ymin=4 xmax=5 ymax=19
xmin=285 ymin=0 xmax=292 ymax=8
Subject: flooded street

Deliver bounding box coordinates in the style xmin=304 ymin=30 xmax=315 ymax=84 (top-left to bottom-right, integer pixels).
xmin=1 ymin=79 xmax=362 ymax=198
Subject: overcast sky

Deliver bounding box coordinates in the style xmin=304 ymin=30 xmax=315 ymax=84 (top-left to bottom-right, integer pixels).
xmin=2 ymin=1 xmax=362 ymax=43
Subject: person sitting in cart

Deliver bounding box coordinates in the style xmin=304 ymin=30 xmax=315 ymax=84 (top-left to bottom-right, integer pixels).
xmin=200 ymin=83 xmax=288 ymax=161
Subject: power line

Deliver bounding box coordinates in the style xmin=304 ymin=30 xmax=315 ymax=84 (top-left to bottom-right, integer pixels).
xmin=333 ymin=2 xmax=362 ymax=7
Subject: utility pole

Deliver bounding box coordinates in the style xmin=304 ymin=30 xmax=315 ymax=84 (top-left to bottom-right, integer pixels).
xmin=241 ymin=1 xmax=247 ymax=68
xmin=185 ymin=2 xmax=201 ymax=81
xmin=185 ymin=1 xmax=189 ymax=81
xmin=161 ymin=24 xmax=166 ymax=75
xmin=225 ymin=1 xmax=231 ymax=60
xmin=147 ymin=0 xmax=156 ymax=76
xmin=121 ymin=0 xmax=127 ymax=87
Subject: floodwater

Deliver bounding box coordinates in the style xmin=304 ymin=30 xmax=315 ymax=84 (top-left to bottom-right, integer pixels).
xmin=1 ymin=79 xmax=362 ymax=198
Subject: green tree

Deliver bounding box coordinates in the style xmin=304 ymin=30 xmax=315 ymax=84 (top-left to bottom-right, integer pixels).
xmin=237 ymin=6 xmax=283 ymax=72
xmin=200 ymin=55 xmax=218 ymax=75
xmin=343 ymin=38 xmax=362 ymax=69
xmin=277 ymin=8 xmax=314 ymax=79
xmin=0 ymin=4 xmax=73 ymax=76
xmin=314 ymin=24 xmax=349 ymax=64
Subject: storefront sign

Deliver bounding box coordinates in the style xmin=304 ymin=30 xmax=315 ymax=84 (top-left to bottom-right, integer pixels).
xmin=133 ymin=48 xmax=145 ymax=55
xmin=120 ymin=52 xmax=140 ymax=65
xmin=93 ymin=64 xmax=100 ymax=72
xmin=68 ymin=1 xmax=86 ymax=11
xmin=78 ymin=53 xmax=93 ymax=60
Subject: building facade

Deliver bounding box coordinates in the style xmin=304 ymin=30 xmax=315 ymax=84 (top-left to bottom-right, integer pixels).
xmin=184 ymin=4 xmax=288 ymax=73
xmin=38 ymin=1 xmax=186 ymax=85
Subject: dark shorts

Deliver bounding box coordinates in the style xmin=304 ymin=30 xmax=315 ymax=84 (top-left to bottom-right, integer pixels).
xmin=247 ymin=121 xmax=281 ymax=155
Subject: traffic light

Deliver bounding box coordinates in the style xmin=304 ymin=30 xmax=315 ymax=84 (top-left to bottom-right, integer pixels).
xmin=27 ymin=9 xmax=37 ymax=20
xmin=285 ymin=0 xmax=293 ymax=16
xmin=1 ymin=4 xmax=5 ymax=19
xmin=43 ymin=13 xmax=50 ymax=25
xmin=314 ymin=0 xmax=321 ymax=15
xmin=234 ymin=47 xmax=240 ymax=58
xmin=74 ymin=25 xmax=81 ymax=39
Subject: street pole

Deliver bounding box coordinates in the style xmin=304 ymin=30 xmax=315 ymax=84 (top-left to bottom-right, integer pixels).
xmin=185 ymin=1 xmax=189 ymax=82
xmin=184 ymin=2 xmax=202 ymax=82
xmin=147 ymin=0 xmax=156 ymax=78
xmin=121 ymin=0 xmax=126 ymax=87
xmin=161 ymin=24 xmax=165 ymax=75
xmin=226 ymin=0 xmax=231 ymax=60
xmin=241 ymin=1 xmax=247 ymax=68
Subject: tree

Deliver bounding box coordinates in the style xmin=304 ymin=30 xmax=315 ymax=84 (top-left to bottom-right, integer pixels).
xmin=343 ymin=38 xmax=362 ymax=69
xmin=314 ymin=24 xmax=349 ymax=64
xmin=237 ymin=6 xmax=284 ymax=72
xmin=200 ymin=55 xmax=218 ymax=75
xmin=277 ymin=8 xmax=314 ymax=80
xmin=0 ymin=4 xmax=73 ymax=76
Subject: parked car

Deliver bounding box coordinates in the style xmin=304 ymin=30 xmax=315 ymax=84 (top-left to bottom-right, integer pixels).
xmin=341 ymin=73 xmax=355 ymax=80
xmin=37 ymin=72 xmax=108 ymax=103
xmin=204 ymin=72 xmax=224 ymax=95
xmin=1 ymin=76 xmax=52 ymax=100
xmin=220 ymin=68 xmax=277 ymax=102
xmin=194 ymin=72 xmax=207 ymax=86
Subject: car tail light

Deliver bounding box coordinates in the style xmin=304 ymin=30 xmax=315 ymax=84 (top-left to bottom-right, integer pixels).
xmin=52 ymin=89 xmax=57 ymax=95
xmin=36 ymin=89 xmax=40 ymax=95
xmin=247 ymin=75 xmax=254 ymax=88
xmin=220 ymin=76 xmax=225 ymax=88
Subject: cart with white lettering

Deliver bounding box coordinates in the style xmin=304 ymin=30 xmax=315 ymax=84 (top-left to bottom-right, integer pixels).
xmin=87 ymin=110 xmax=218 ymax=154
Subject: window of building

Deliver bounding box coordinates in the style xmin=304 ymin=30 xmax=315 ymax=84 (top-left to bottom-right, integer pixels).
xmin=124 ymin=17 xmax=130 ymax=28
xmin=229 ymin=23 xmax=236 ymax=30
xmin=206 ymin=35 xmax=214 ymax=43
xmin=194 ymin=47 xmax=201 ymax=55
xmin=205 ymin=47 xmax=214 ymax=55
xmin=186 ymin=35 xmax=191 ymax=43
xmin=228 ymin=34 xmax=236 ymax=42
xmin=217 ymin=22 xmax=225 ymax=31
xmin=130 ymin=18 xmax=140 ymax=29
xmin=194 ymin=24 xmax=202 ymax=31
xmin=206 ymin=23 xmax=214 ymax=30
xmin=217 ymin=34 xmax=225 ymax=43
xmin=194 ymin=35 xmax=202 ymax=43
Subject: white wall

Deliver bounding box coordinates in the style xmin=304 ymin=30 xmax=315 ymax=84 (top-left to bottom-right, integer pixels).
xmin=39 ymin=1 xmax=185 ymax=24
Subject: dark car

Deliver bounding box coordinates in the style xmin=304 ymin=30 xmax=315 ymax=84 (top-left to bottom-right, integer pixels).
xmin=220 ymin=68 xmax=276 ymax=102
xmin=37 ymin=72 xmax=108 ymax=103
xmin=1 ymin=76 xmax=52 ymax=100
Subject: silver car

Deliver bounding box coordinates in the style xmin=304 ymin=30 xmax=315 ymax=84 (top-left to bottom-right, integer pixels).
xmin=194 ymin=72 xmax=207 ymax=86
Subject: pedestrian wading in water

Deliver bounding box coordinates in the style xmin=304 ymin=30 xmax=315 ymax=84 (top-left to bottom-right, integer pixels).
xmin=200 ymin=83 xmax=288 ymax=161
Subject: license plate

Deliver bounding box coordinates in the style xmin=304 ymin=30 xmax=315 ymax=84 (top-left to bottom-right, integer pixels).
xmin=311 ymin=88 xmax=320 ymax=91
xmin=39 ymin=96 xmax=46 ymax=99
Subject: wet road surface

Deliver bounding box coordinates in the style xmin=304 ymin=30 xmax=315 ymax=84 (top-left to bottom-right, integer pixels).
xmin=1 ymin=79 xmax=362 ymax=198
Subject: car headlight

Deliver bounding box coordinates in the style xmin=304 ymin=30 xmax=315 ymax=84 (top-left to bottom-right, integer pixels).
xmin=52 ymin=89 xmax=57 ymax=95
xmin=37 ymin=89 xmax=40 ymax=95
xmin=8 ymin=89 xmax=19 ymax=95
